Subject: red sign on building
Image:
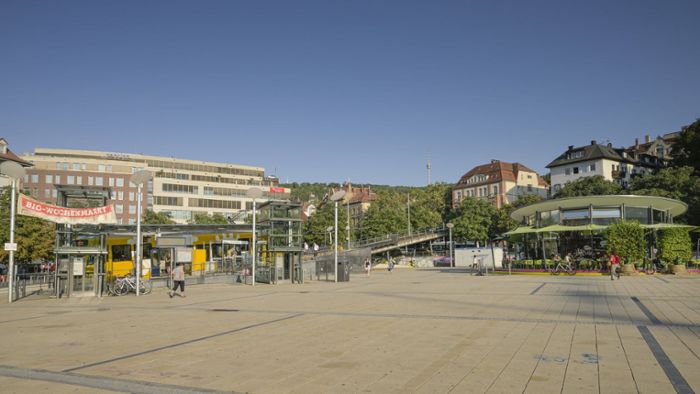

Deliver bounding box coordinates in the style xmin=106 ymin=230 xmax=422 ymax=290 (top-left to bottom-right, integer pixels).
xmin=17 ymin=194 xmax=117 ymax=225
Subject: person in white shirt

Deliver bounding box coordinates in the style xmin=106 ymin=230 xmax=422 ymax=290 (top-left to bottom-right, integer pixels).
xmin=169 ymin=263 xmax=186 ymax=298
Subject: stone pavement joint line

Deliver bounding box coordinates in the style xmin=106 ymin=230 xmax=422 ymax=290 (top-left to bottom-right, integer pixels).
xmin=0 ymin=365 xmax=237 ymax=394
xmin=637 ymin=326 xmax=696 ymax=394
xmin=656 ymin=276 xmax=671 ymax=284
xmin=530 ymin=283 xmax=546 ymax=295
xmin=63 ymin=313 xmax=303 ymax=373
xmin=631 ymin=296 xmax=663 ymax=325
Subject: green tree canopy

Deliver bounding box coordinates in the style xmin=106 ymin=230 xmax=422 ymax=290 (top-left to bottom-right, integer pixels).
xmin=672 ymin=119 xmax=700 ymax=174
xmin=605 ymin=220 xmax=645 ymax=264
xmin=142 ymin=210 xmax=175 ymax=224
xmin=360 ymin=190 xmax=408 ymax=239
xmin=554 ymin=175 xmax=622 ymax=198
xmin=409 ymin=183 xmax=452 ymax=231
xmin=191 ymin=212 xmax=229 ymax=225
xmin=449 ymin=197 xmax=497 ymax=242
xmin=629 ymin=166 xmax=700 ymax=224
xmin=0 ymin=188 xmax=55 ymax=264
xmin=303 ymin=202 xmax=347 ymax=246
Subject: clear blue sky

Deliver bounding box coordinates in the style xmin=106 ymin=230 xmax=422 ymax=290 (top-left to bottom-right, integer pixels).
xmin=2 ymin=0 xmax=699 ymax=186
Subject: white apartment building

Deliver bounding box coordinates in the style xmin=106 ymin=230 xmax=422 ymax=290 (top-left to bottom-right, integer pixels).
xmin=21 ymin=148 xmax=290 ymax=224
xmin=547 ymin=140 xmax=662 ymax=193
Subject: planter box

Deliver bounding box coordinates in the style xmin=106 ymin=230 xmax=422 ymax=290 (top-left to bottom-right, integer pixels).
xmin=671 ymin=264 xmax=688 ymax=275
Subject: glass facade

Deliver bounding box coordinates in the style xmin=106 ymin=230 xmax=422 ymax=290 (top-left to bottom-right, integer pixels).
xmin=529 ymin=205 xmax=671 ymax=227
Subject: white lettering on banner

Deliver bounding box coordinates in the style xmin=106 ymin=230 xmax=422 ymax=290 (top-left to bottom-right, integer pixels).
xmin=17 ymin=194 xmax=117 ymax=224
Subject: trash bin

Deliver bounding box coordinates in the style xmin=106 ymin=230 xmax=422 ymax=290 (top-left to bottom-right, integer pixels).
xmin=337 ymin=260 xmax=350 ymax=282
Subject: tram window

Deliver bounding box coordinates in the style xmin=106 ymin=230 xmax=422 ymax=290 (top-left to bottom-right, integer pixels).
xmin=112 ymin=245 xmax=131 ymax=261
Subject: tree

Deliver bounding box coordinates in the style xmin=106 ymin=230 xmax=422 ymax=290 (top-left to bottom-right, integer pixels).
xmin=672 ymin=119 xmax=700 ymax=174
xmin=629 ymin=166 xmax=700 ymax=225
xmin=0 ymin=188 xmax=55 ymax=264
xmin=554 ymin=176 xmax=622 ymax=198
xmin=191 ymin=213 xmax=229 ymax=225
xmin=360 ymin=190 xmax=408 ymax=239
xmin=142 ymin=210 xmax=175 ymax=224
xmin=409 ymin=183 xmax=452 ymax=231
xmin=303 ymin=202 xmax=347 ymax=246
xmin=658 ymin=227 xmax=692 ymax=265
xmin=605 ymin=220 xmax=645 ymax=264
xmin=449 ymin=197 xmax=497 ymax=243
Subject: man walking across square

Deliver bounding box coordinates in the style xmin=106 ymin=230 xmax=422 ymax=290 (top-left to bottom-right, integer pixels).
xmin=169 ymin=262 xmax=186 ymax=298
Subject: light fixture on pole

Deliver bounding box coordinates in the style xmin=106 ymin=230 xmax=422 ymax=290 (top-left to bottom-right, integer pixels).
xmin=1 ymin=161 xmax=27 ymax=304
xmin=246 ymin=187 xmax=263 ymax=286
xmin=330 ymin=190 xmax=346 ymax=283
xmin=131 ymin=170 xmax=152 ymax=297
xmin=446 ymin=223 xmax=454 ymax=268
xmin=326 ymin=226 xmax=334 ymax=247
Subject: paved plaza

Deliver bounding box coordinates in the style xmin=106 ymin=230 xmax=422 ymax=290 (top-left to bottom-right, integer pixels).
xmin=0 ymin=269 xmax=699 ymax=393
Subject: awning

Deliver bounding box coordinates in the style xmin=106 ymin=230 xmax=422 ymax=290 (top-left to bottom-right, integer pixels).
xmin=504 ymin=227 xmax=538 ymax=235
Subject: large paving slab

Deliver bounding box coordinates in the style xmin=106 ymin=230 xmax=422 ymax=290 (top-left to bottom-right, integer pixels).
xmin=0 ymin=269 xmax=698 ymax=393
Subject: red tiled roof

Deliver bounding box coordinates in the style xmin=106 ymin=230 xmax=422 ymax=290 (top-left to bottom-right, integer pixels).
xmin=456 ymin=160 xmax=544 ymax=187
xmin=0 ymin=143 xmax=32 ymax=166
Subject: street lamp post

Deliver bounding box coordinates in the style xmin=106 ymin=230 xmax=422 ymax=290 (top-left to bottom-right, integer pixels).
xmin=330 ymin=190 xmax=346 ymax=283
xmin=246 ymin=188 xmax=263 ymax=286
xmin=1 ymin=162 xmax=27 ymax=304
xmin=131 ymin=170 xmax=152 ymax=297
xmin=446 ymin=223 xmax=454 ymax=268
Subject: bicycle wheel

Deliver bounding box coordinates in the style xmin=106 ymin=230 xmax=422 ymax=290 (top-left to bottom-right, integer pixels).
xmin=567 ymin=268 xmax=576 ymax=276
xmin=140 ymin=280 xmax=152 ymax=295
xmin=114 ymin=280 xmax=129 ymax=296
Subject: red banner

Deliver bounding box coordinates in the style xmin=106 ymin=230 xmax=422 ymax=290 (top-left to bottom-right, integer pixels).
xmin=17 ymin=194 xmax=117 ymax=225
xmin=269 ymin=187 xmax=286 ymax=193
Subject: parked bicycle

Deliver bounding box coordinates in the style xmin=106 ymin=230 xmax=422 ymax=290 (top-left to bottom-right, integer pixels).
xmin=550 ymin=261 xmax=576 ymax=276
xmin=107 ymin=274 xmax=152 ymax=296
xmin=642 ymin=258 xmax=665 ymax=275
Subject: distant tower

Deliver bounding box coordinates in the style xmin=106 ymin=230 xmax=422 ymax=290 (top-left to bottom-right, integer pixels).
xmin=426 ymin=161 xmax=432 ymax=185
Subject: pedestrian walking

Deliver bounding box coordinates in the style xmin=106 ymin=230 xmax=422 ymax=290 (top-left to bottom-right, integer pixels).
xmin=364 ymin=258 xmax=371 ymax=277
xmin=169 ymin=262 xmax=186 ymax=298
xmin=609 ymin=251 xmax=621 ymax=281
xmin=387 ymin=257 xmax=394 ymax=273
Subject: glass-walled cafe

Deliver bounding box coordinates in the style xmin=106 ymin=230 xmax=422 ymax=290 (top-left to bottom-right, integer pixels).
xmin=506 ymin=195 xmax=689 ymax=264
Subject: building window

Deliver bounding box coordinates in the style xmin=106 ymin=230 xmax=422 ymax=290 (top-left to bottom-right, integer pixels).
xmin=44 ymin=189 xmax=51 ymax=198
xmin=98 ymin=164 xmax=105 ymax=172
xmin=76 ymin=176 xmax=82 ymax=185
xmin=116 ymin=178 xmax=124 ymax=187
xmin=589 ymin=164 xmax=596 ymax=171
xmin=55 ymin=175 xmax=61 ymax=184
xmin=109 ymin=177 xmax=114 ymax=187
xmin=573 ymin=167 xmax=579 ymax=174
xmin=128 ymin=218 xmax=136 ymax=225
xmin=95 ymin=177 xmax=103 ymax=186
xmin=129 ymin=205 xmax=136 ymax=214
xmin=52 ymin=189 xmax=57 ymax=198
xmin=29 ymin=174 xmax=39 ymax=183
xmin=493 ymin=185 xmax=498 ymax=195
xmin=565 ymin=168 xmax=571 ymax=175
xmin=66 ymin=176 xmax=75 ymax=185
xmin=117 ymin=191 xmax=124 ymax=200
xmin=88 ymin=176 xmax=94 ymax=186
xmin=45 ymin=175 xmax=53 ymax=184
xmin=115 ymin=204 xmax=123 ymax=214
xmin=73 ymin=163 xmax=80 ymax=170
xmin=129 ymin=192 xmax=135 ymax=201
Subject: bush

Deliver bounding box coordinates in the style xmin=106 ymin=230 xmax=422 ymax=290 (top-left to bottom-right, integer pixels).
xmin=606 ymin=220 xmax=645 ymax=264
xmin=658 ymin=228 xmax=692 ymax=265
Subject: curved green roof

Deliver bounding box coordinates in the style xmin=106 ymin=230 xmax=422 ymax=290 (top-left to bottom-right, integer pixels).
xmin=510 ymin=195 xmax=688 ymax=222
